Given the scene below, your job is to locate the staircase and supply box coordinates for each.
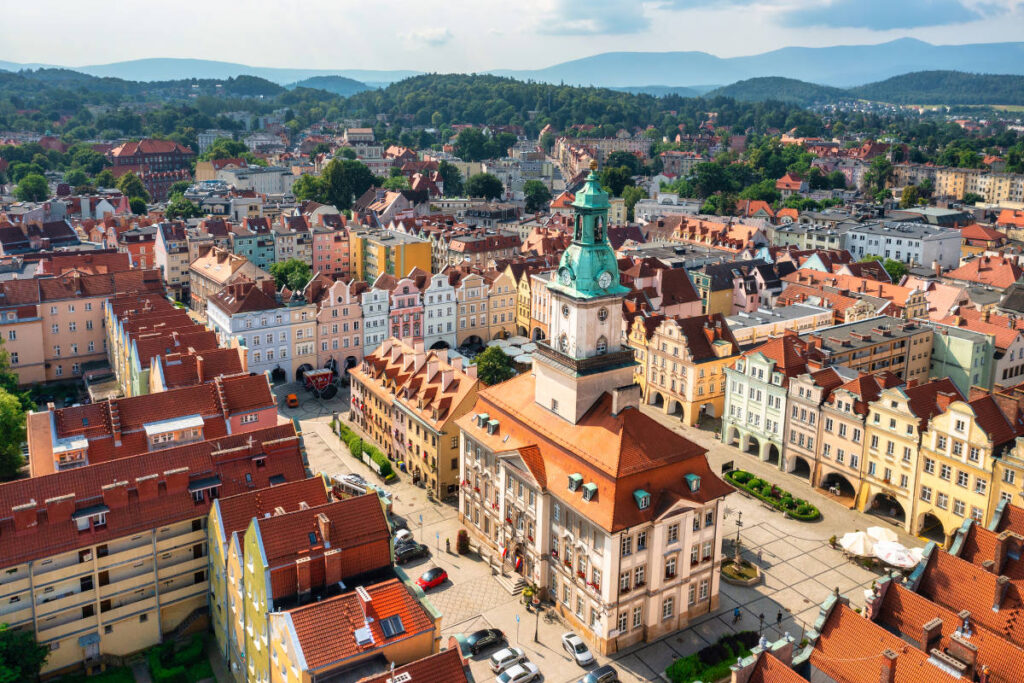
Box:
[494,571,526,596]
[168,606,210,641]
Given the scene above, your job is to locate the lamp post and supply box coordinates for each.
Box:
[734,511,744,564]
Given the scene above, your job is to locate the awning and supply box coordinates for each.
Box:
[187,475,222,493]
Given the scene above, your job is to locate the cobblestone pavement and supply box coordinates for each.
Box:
[290,398,900,682]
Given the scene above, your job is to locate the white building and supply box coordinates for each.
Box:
[216,166,295,195]
[360,284,391,355]
[423,272,457,350]
[843,221,962,269]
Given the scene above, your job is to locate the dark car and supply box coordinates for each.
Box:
[395,542,429,564]
[465,628,506,655]
[416,567,448,590]
[580,664,619,683]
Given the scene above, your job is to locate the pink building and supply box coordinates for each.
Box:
[305,274,368,374]
[385,272,425,345]
[312,225,350,277]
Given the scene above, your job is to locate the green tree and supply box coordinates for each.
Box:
[94,168,117,188]
[861,254,907,283]
[292,174,326,203]
[864,156,893,194]
[321,159,377,210]
[165,194,202,220]
[899,185,921,209]
[738,179,781,204]
[116,171,150,202]
[438,160,463,196]
[473,346,515,386]
[523,180,552,213]
[962,192,984,205]
[465,173,504,200]
[269,259,312,292]
[622,185,648,221]
[64,168,89,187]
[0,622,48,681]
[339,148,357,160]
[0,388,27,481]
[454,128,489,162]
[129,197,148,215]
[599,166,634,198]
[14,173,49,202]
[381,175,410,191]
[168,179,192,196]
[605,151,640,175]
[200,137,248,160]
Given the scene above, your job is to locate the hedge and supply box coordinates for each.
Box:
[147,634,210,683]
[335,420,394,480]
[726,470,820,521]
[666,631,759,683]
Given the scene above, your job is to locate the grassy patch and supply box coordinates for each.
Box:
[725,469,820,521]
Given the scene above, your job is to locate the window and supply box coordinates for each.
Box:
[940,464,952,481]
[705,509,714,527]
[920,486,932,502]
[699,578,709,600]
[620,535,632,557]
[240,413,259,425]
[634,565,645,586]
[1004,470,1017,485]
[953,499,965,517]
[637,531,647,551]
[957,471,969,488]
[665,556,677,579]
[924,458,935,474]
[619,572,630,592]
[632,606,643,628]
[667,524,678,544]
[662,597,675,620]
[975,478,987,495]
[618,612,628,633]
[936,493,949,509]
[937,435,948,450]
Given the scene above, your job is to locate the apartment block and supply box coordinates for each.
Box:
[0,424,304,677]
[349,229,431,283]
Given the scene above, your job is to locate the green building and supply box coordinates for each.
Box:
[928,322,995,394]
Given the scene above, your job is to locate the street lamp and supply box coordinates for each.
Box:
[734,511,744,564]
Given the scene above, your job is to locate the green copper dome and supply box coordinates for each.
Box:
[547,169,628,300]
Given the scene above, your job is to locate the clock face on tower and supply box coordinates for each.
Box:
[561,304,570,319]
[558,267,573,286]
[598,270,613,289]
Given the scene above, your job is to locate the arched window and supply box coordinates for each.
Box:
[596,336,608,355]
[575,215,582,241]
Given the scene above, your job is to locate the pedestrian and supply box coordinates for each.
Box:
[776,610,783,630]
[757,549,763,564]
[733,607,741,623]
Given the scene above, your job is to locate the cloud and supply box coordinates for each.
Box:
[400,27,454,46]
[652,0,758,7]
[783,0,982,29]
[537,0,650,35]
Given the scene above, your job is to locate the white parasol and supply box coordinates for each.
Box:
[866,526,899,544]
[908,546,925,565]
[873,541,917,569]
[839,531,874,556]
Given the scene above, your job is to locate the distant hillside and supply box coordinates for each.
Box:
[609,85,701,98]
[849,70,1024,105]
[288,75,370,97]
[0,68,286,100]
[706,77,849,105]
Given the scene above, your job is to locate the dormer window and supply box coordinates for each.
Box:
[568,473,583,492]
[633,489,650,510]
[582,483,597,502]
[685,474,701,493]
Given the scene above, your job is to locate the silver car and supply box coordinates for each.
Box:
[561,632,595,666]
[495,661,539,683]
[489,647,526,673]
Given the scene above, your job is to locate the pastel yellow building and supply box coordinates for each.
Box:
[916,395,1016,545]
[484,268,516,341]
[349,228,432,283]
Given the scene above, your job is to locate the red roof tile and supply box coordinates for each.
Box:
[214,476,329,541]
[356,648,469,683]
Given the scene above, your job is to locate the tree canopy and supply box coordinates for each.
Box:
[116,171,150,202]
[473,346,515,386]
[14,173,48,202]
[523,180,552,213]
[0,623,48,682]
[465,173,504,201]
[269,259,312,292]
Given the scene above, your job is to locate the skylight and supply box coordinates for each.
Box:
[380,615,405,638]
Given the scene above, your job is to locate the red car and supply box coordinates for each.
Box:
[416,567,448,590]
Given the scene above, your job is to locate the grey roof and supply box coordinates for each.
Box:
[845,221,960,240]
[800,315,926,354]
[726,303,831,329]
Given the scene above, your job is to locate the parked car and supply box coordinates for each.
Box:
[394,542,429,564]
[579,664,618,683]
[285,393,299,408]
[562,632,594,666]
[394,528,414,545]
[465,628,505,655]
[489,647,526,673]
[415,567,448,590]
[496,661,539,683]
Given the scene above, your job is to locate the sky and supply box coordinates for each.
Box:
[2,0,1023,71]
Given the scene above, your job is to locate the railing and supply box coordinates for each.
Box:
[97,542,152,570]
[36,587,97,617]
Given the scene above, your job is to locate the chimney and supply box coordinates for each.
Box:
[879,650,897,683]
[195,353,205,383]
[11,500,39,532]
[323,547,343,587]
[316,512,332,546]
[920,617,942,652]
[164,467,190,494]
[611,384,641,416]
[136,473,160,501]
[994,575,1010,610]
[295,555,312,597]
[947,632,978,678]
[101,480,129,509]
[933,260,941,277]
[426,359,440,379]
[451,356,463,373]
[440,368,455,391]
[993,531,1015,575]
[45,493,76,524]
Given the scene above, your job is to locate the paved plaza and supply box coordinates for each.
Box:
[290,383,902,682]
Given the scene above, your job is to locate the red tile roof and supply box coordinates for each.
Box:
[747,653,808,683]
[109,139,194,157]
[746,332,812,380]
[284,578,436,673]
[214,476,329,541]
[812,602,961,683]
[356,648,469,683]
[944,255,1022,289]
[0,424,302,568]
[995,503,1024,536]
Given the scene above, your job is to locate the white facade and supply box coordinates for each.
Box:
[216,166,295,195]
[843,222,962,268]
[206,302,294,379]
[423,273,457,350]
[360,287,390,355]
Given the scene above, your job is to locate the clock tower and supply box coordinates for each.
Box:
[534,164,637,424]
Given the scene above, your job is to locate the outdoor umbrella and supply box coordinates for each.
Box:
[866,526,899,544]
[908,547,925,565]
[873,541,917,569]
[839,531,874,556]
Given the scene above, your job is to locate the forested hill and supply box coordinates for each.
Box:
[706,77,849,106]
[287,75,370,97]
[848,71,1024,105]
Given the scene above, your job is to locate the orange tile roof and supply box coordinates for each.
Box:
[996,210,1024,229]
[747,653,808,683]
[746,332,812,379]
[0,424,302,568]
[285,578,436,673]
[958,523,1024,580]
[995,503,1024,535]
[960,223,1007,243]
[812,603,961,683]
[944,255,1022,289]
[215,476,329,541]
[935,308,1024,350]
[457,372,730,533]
[356,648,469,683]
[782,269,921,308]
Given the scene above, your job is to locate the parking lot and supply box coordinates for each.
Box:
[292,393,889,682]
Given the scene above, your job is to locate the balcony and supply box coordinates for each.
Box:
[0,603,32,625]
[37,611,98,641]
[36,587,96,617]
[33,557,92,584]
[97,542,152,570]
[102,594,158,623]
[157,555,207,582]
[0,575,30,597]
[100,568,155,599]
[156,526,203,552]
[161,580,209,606]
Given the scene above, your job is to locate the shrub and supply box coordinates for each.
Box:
[456,528,469,554]
[725,470,820,521]
[731,471,752,484]
[171,635,205,668]
[666,631,758,683]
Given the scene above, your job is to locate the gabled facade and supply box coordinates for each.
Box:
[422,272,457,350]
